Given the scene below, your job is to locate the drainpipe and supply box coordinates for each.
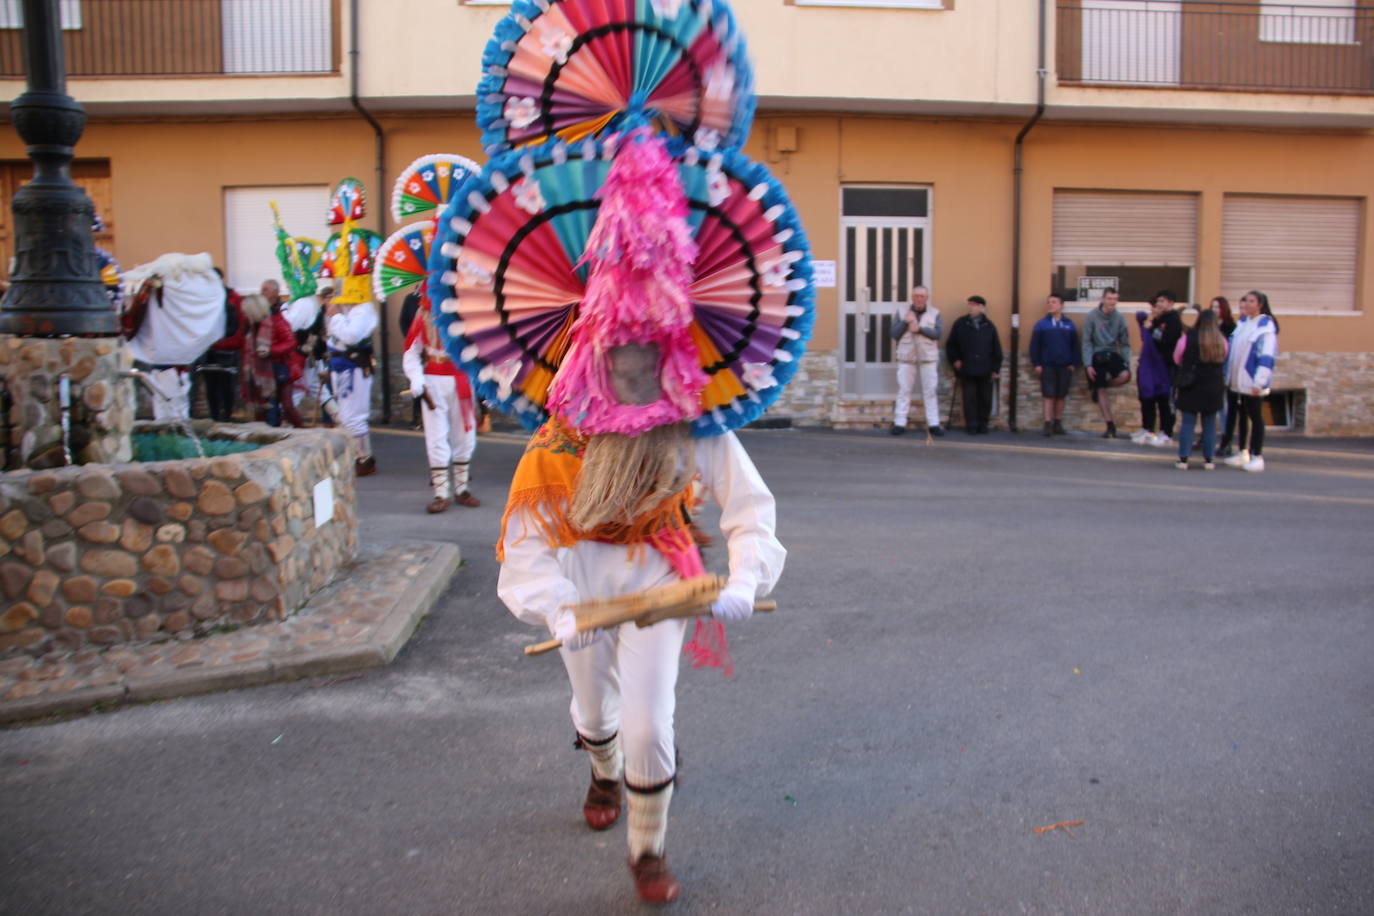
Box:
[349,0,391,424]
[1009,0,1048,434]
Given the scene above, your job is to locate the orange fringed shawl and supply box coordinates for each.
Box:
[497,417,733,674]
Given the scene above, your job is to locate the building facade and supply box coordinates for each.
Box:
[3,0,1371,433]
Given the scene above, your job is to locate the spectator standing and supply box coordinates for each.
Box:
[1028,293,1079,436]
[946,295,1002,434]
[1172,307,1228,470]
[1224,290,1279,473]
[201,268,245,422]
[1212,296,1244,457]
[240,293,305,428]
[1134,302,1175,447]
[1081,288,1132,438]
[889,284,944,437]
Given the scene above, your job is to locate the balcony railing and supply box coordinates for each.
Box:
[1057,1,1374,95]
[0,0,340,78]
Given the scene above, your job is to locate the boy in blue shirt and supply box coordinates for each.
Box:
[1029,293,1080,436]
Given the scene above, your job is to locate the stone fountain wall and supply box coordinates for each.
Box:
[0,424,358,658]
[0,337,135,469]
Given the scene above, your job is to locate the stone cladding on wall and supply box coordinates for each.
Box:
[0,337,136,468]
[0,424,358,659]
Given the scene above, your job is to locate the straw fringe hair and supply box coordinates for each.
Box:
[570,423,696,531]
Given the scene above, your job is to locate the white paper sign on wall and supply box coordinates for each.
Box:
[313,477,334,527]
[811,260,837,288]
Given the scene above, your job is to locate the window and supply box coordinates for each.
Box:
[1052,190,1197,304]
[795,1,945,8]
[222,0,332,74]
[1260,0,1357,45]
[1080,0,1181,85]
[223,185,329,295]
[1221,195,1360,313]
[0,0,81,29]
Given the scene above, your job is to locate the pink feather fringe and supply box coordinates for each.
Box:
[546,129,705,437]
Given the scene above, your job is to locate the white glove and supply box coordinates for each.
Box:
[710,584,755,622]
[552,607,603,652]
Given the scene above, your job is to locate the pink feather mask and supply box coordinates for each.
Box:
[545,129,706,438]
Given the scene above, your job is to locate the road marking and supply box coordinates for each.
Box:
[984,468,1374,508]
[768,430,1374,480]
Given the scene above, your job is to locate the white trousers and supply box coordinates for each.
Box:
[330,366,372,439]
[422,374,477,469]
[894,360,941,427]
[149,368,191,421]
[558,545,685,787]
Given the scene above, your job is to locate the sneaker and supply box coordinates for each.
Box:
[1224,449,1251,468]
[1130,428,1152,443]
[928,425,945,438]
[1150,433,1173,448]
[1052,420,1066,435]
[1243,456,1266,473]
[1173,461,1188,470]
[890,424,906,436]
[1203,461,1216,471]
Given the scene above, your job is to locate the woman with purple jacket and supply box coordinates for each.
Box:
[1134,309,1173,446]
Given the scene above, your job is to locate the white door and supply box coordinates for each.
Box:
[840,215,930,397]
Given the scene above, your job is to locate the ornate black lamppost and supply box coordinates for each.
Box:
[0,0,112,337]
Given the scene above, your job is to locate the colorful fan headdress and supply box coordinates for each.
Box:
[430,0,813,438]
[271,201,326,302]
[391,154,481,225]
[476,0,755,157]
[322,178,382,305]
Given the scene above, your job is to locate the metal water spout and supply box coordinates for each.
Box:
[57,373,72,465]
[120,368,206,458]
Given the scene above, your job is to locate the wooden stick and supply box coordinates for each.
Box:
[523,599,777,656]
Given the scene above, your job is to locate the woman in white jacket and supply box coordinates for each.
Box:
[1223,290,1279,472]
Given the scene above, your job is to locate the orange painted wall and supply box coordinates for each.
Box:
[1,111,1369,356]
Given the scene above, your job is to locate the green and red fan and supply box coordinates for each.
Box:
[390,154,482,225]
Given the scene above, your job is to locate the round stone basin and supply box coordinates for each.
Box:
[0,422,359,658]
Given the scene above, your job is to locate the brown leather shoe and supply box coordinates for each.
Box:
[452,490,481,508]
[629,853,680,904]
[355,456,377,477]
[583,775,621,830]
[425,497,449,514]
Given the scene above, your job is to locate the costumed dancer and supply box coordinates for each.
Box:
[319,179,382,475]
[376,153,483,512]
[270,202,336,421]
[121,252,227,420]
[430,1,812,899]
[401,294,480,512]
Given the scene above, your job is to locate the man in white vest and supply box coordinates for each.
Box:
[891,284,945,436]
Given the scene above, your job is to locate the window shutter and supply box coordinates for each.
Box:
[1222,195,1360,312]
[1053,190,1197,266]
[223,186,329,296]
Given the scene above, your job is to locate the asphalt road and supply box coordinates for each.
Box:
[2,425,1372,915]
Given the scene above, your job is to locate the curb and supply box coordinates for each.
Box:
[0,540,461,725]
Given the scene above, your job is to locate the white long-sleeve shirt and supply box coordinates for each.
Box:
[497,431,785,631]
[326,302,378,351]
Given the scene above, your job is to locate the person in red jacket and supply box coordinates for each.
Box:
[202,268,246,422]
[240,293,305,428]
